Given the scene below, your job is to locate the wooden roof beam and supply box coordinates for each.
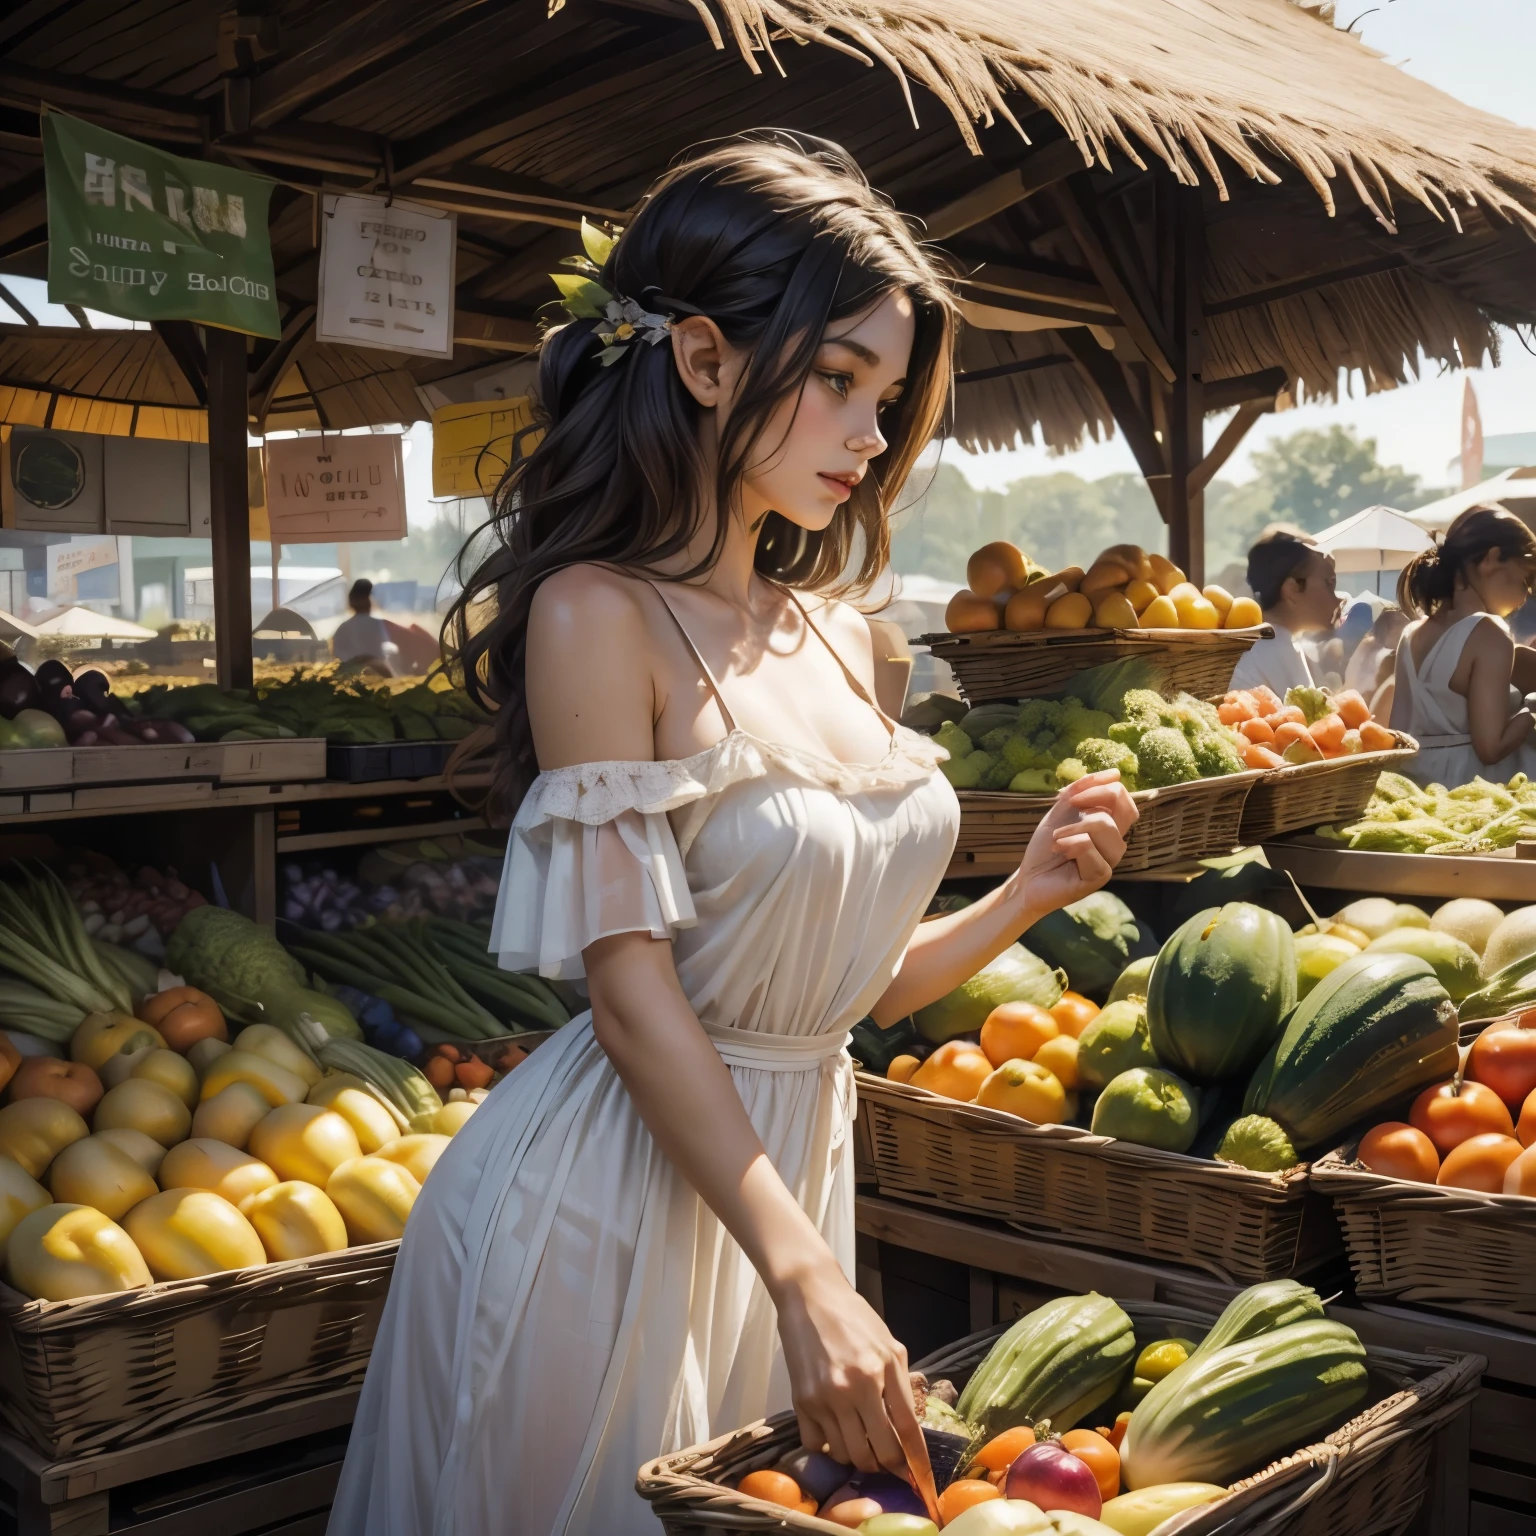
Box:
[452,311,541,351]
[0,170,45,253]
[1205,255,1408,316]
[923,139,1087,242]
[0,65,205,137]
[151,321,208,408]
[953,354,1074,386]
[1190,397,1272,495]
[959,261,1112,314]
[1058,327,1168,496]
[1202,366,1289,412]
[409,165,627,222]
[1053,177,1176,385]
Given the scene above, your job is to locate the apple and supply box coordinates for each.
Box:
[8,1057,105,1118]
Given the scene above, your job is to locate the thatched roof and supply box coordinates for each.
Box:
[1,0,1534,455]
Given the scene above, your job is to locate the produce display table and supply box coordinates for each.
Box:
[1263,839,1536,903]
[0,1385,356,1536]
[854,1195,1533,1536]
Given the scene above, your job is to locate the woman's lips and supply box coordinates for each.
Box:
[818,473,855,499]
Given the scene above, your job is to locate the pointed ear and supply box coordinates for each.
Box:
[670,315,732,407]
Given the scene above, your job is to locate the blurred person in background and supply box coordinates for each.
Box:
[1229,526,1343,697]
[331,579,394,674]
[1392,506,1536,785]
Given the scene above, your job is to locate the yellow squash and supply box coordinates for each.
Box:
[7,1203,151,1301]
[94,1079,192,1149]
[190,1082,273,1149]
[0,1099,90,1179]
[249,1104,362,1187]
[129,1049,199,1109]
[122,1188,266,1281]
[243,1181,349,1261]
[199,1051,309,1109]
[431,1101,477,1137]
[70,1012,165,1073]
[158,1139,278,1208]
[0,1156,52,1264]
[326,1157,420,1244]
[374,1133,450,1185]
[231,1025,322,1089]
[1099,1484,1228,1536]
[187,1038,232,1079]
[93,1128,167,1177]
[308,1075,401,1153]
[47,1134,158,1221]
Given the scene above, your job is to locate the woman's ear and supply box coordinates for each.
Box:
[671,316,734,408]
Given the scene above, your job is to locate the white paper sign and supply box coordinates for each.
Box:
[316,194,456,358]
[263,434,406,544]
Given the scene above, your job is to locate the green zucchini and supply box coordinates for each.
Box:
[1242,951,1457,1151]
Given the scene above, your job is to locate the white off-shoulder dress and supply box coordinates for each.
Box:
[327,591,960,1536]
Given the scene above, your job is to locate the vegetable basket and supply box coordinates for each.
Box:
[1311,1143,1536,1332]
[954,771,1262,874]
[854,1072,1340,1283]
[0,1238,397,1458]
[917,626,1269,706]
[636,1299,1484,1536]
[1238,733,1420,844]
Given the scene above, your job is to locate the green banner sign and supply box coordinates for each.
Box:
[44,111,280,338]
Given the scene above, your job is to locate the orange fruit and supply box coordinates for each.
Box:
[1167,582,1203,606]
[980,1001,1059,1066]
[1080,560,1133,598]
[1093,592,1139,629]
[1177,596,1221,630]
[975,1058,1067,1123]
[1050,992,1100,1038]
[1045,592,1093,629]
[1102,544,1153,582]
[1520,1086,1536,1148]
[886,1054,920,1084]
[1004,585,1049,631]
[1140,594,1179,628]
[1358,1122,1439,1183]
[967,542,1029,599]
[1034,1034,1080,1090]
[1048,566,1086,592]
[1437,1133,1524,1192]
[1410,1080,1516,1155]
[1468,1020,1536,1112]
[1504,1142,1536,1196]
[1226,596,1263,628]
[946,590,1001,633]
[1148,554,1185,595]
[909,1041,992,1102]
[737,1470,804,1509]
[939,1481,1002,1523]
[1060,1428,1121,1502]
[973,1426,1037,1472]
[1202,584,1234,617]
[1124,579,1159,614]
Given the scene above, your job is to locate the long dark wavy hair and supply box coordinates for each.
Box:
[1397,504,1536,617]
[442,131,957,818]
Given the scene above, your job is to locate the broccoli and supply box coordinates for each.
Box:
[941,749,994,788]
[1009,768,1058,794]
[1190,728,1245,778]
[1119,688,1169,727]
[1169,693,1223,738]
[1077,736,1140,788]
[1109,717,1152,752]
[1016,698,1066,740]
[1056,700,1115,753]
[1285,685,1332,725]
[1135,726,1200,787]
[980,726,1015,755]
[982,756,1019,790]
[1056,757,1087,785]
[1001,732,1055,774]
[933,721,973,761]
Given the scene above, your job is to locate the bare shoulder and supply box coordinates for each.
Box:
[1466,614,1515,659]
[803,593,878,676]
[526,565,657,769]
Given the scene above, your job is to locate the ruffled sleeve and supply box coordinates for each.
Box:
[487,751,742,982]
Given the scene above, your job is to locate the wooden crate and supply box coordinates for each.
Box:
[1238,737,1419,843]
[0,739,326,792]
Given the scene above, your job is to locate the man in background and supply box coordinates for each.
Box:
[331,579,391,673]
[1229,526,1343,697]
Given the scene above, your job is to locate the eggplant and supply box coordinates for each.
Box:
[71,730,100,747]
[33,659,73,697]
[149,719,195,745]
[0,657,41,720]
[99,726,144,746]
[71,670,114,713]
[64,708,109,743]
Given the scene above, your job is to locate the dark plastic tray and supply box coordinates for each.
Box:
[324,741,456,782]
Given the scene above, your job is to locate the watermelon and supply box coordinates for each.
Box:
[1023,891,1157,997]
[1146,904,1296,1083]
[913,944,1066,1043]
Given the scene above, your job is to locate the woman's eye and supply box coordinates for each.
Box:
[819,371,851,398]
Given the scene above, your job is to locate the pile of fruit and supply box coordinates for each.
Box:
[731,1281,1370,1534]
[1216,683,1396,771]
[930,683,1254,795]
[1320,769,1536,855]
[943,542,1262,636]
[0,978,482,1304]
[0,649,198,751]
[281,835,504,932]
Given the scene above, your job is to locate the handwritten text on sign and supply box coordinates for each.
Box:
[262,434,406,544]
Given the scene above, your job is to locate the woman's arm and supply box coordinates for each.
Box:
[872,772,1137,1026]
[1459,620,1534,764]
[527,569,926,1479]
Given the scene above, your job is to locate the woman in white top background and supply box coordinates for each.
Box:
[327,133,1136,1535]
[1392,505,1536,788]
[1228,527,1343,699]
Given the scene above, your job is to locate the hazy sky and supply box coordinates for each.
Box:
[951,0,1536,492]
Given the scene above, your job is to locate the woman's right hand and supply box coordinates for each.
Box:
[774,1256,928,1477]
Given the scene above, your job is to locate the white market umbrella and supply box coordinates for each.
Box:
[1312,504,1434,573]
[32,605,156,641]
[1406,467,1536,532]
[0,609,39,641]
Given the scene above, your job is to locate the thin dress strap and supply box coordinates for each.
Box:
[780,588,898,738]
[645,582,739,733]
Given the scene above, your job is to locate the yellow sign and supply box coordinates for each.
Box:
[431,397,539,498]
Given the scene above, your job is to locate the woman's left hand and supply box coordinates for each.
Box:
[1018,770,1138,915]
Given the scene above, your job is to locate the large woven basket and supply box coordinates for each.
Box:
[1311,1144,1536,1333]
[0,1239,397,1458]
[918,626,1269,705]
[1238,735,1420,843]
[955,771,1260,873]
[855,1073,1340,1283]
[636,1298,1484,1536]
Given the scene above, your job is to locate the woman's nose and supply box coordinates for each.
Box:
[845,424,886,456]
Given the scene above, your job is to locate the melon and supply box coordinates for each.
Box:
[1147,904,1296,1083]
[1108,955,1156,1004]
[1023,891,1156,998]
[1431,898,1505,958]
[1294,933,1358,999]
[1481,906,1536,979]
[914,944,1065,1044]
[1332,899,1427,941]
[1366,928,1481,1002]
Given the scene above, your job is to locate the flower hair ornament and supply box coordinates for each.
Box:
[549,218,675,366]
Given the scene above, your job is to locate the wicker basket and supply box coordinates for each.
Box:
[918,626,1269,705]
[1239,735,1420,843]
[636,1298,1484,1536]
[855,1073,1340,1283]
[1311,1145,1536,1333]
[0,1238,397,1459]
[955,770,1261,873]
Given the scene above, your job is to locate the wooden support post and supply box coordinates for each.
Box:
[1168,185,1205,583]
[207,327,252,690]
